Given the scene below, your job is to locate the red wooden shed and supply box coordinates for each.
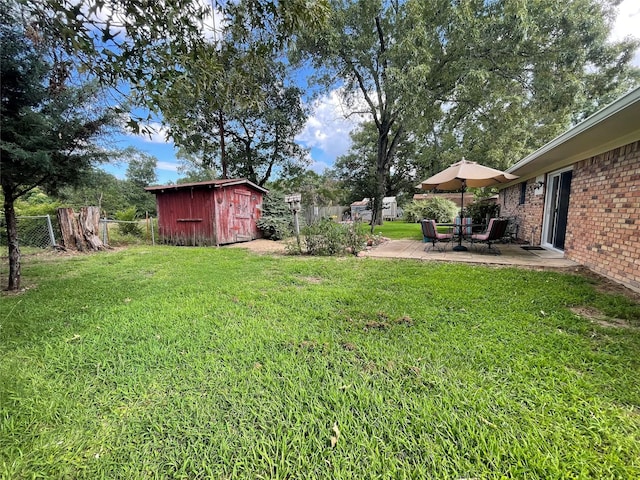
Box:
[145,179,268,246]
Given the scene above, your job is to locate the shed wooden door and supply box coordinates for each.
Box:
[232,189,253,242]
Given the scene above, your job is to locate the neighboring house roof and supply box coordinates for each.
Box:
[351,198,370,207]
[350,197,396,207]
[145,178,268,194]
[503,87,640,183]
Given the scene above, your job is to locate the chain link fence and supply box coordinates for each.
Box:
[99,218,157,246]
[0,215,158,249]
[0,215,59,249]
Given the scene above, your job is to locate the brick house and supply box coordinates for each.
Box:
[498,87,640,292]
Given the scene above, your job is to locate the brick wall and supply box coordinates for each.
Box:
[499,180,545,244]
[565,140,639,291]
[500,140,640,292]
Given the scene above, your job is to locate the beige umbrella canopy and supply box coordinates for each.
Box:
[417,158,518,251]
[418,158,518,191]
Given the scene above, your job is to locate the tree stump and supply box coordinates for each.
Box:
[79,206,105,250]
[57,208,86,251]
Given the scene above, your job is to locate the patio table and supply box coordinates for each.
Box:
[439,223,483,237]
[440,222,484,251]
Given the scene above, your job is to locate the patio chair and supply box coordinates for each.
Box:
[421,219,453,252]
[470,218,509,254]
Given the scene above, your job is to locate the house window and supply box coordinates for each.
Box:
[519,182,527,205]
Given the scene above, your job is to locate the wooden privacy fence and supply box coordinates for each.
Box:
[302,206,348,224]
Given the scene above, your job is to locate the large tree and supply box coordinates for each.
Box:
[296,0,639,229]
[224,76,309,186]
[26,1,326,186]
[0,3,117,290]
[296,0,407,228]
[165,54,309,186]
[404,0,640,172]
[121,148,158,214]
[333,120,417,205]
[26,0,330,131]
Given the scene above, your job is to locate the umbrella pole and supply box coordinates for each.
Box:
[453,182,468,251]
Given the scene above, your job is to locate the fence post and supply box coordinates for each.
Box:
[285,194,302,251]
[150,217,155,246]
[45,214,57,247]
[101,218,108,246]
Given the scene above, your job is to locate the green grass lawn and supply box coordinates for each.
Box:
[1,246,639,479]
[373,221,453,240]
[373,221,423,240]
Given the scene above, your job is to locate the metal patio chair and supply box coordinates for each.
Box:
[421,219,454,252]
[470,218,509,254]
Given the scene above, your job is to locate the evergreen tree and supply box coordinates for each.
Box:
[1,2,117,290]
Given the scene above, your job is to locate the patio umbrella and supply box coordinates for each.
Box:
[417,158,518,251]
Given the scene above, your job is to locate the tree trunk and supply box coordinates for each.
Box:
[79,206,105,250]
[218,110,227,179]
[372,163,387,228]
[371,118,405,232]
[2,186,21,291]
[57,207,87,252]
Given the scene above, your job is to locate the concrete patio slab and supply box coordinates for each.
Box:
[359,240,578,269]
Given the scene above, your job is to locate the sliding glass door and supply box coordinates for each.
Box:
[542,168,573,250]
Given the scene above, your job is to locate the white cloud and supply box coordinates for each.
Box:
[134,122,173,144]
[296,89,368,162]
[81,0,223,45]
[309,160,332,174]
[610,0,640,66]
[157,161,179,172]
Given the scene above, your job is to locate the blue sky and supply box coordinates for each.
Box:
[103,0,640,185]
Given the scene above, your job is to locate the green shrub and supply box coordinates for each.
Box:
[13,189,61,216]
[301,218,367,256]
[114,207,143,237]
[257,191,294,241]
[465,199,500,224]
[403,198,458,223]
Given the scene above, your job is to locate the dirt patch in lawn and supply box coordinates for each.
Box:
[569,306,636,329]
[569,266,640,304]
[225,238,289,254]
[299,276,323,284]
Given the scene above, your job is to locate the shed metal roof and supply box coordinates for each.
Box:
[145,178,268,194]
